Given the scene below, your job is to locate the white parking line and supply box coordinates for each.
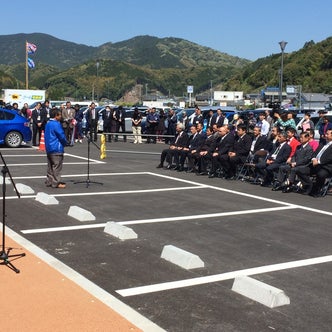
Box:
[65,153,105,163]
[5,162,98,167]
[148,172,294,206]
[0,152,104,165]
[1,154,47,157]
[20,206,297,234]
[116,254,332,297]
[107,149,160,155]
[21,223,108,234]
[118,206,297,225]
[9,185,207,200]
[12,172,150,180]
[148,172,332,216]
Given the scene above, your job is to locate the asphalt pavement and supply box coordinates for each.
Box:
[1,137,331,332]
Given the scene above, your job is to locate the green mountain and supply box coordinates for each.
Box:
[0,33,331,102]
[98,35,248,69]
[224,38,332,94]
[0,33,96,69]
[0,33,248,70]
[0,33,250,99]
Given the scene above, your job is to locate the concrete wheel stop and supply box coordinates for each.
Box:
[232,276,290,308]
[35,192,59,205]
[161,245,205,270]
[104,222,138,240]
[67,206,96,221]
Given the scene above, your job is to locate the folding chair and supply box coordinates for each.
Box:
[237,150,268,182]
[236,153,254,181]
[320,177,332,197]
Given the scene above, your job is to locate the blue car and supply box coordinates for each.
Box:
[0,108,32,147]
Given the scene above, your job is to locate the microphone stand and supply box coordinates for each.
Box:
[74,132,103,188]
[0,152,25,273]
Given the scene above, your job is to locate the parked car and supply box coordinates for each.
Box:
[296,111,332,140]
[0,107,32,147]
[238,108,273,121]
[188,106,237,131]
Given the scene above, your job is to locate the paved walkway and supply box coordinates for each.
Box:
[0,230,142,332]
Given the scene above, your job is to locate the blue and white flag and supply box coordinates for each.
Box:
[27,57,35,69]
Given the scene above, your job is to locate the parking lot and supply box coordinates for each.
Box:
[1,140,332,331]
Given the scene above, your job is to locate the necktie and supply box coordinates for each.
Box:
[316,143,331,162]
[271,145,281,160]
[175,132,181,144]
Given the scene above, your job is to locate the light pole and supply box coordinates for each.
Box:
[96,61,100,102]
[278,40,287,105]
[210,80,213,106]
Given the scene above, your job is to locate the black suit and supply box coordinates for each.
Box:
[179,132,204,168]
[250,135,269,164]
[115,107,126,141]
[256,142,292,185]
[192,115,204,126]
[276,143,314,184]
[296,142,332,194]
[86,107,98,141]
[190,134,217,172]
[210,133,235,174]
[159,131,189,166]
[211,114,224,127]
[31,107,47,146]
[252,135,268,154]
[102,109,115,141]
[220,133,252,177]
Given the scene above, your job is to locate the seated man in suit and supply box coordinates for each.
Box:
[156,123,189,169]
[249,126,269,162]
[295,128,332,196]
[219,124,252,179]
[177,125,204,172]
[256,131,292,187]
[237,126,269,182]
[191,126,218,175]
[274,131,314,192]
[209,125,235,178]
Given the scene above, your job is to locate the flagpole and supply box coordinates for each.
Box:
[25,41,28,89]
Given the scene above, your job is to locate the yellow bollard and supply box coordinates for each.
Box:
[100,134,107,159]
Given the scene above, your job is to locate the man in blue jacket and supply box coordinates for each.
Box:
[44,108,68,188]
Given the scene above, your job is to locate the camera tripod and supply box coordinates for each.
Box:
[0,152,25,273]
[74,132,103,188]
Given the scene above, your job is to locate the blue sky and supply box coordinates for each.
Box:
[3,0,331,60]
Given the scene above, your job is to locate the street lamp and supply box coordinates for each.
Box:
[96,61,100,101]
[210,80,213,106]
[278,40,287,105]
